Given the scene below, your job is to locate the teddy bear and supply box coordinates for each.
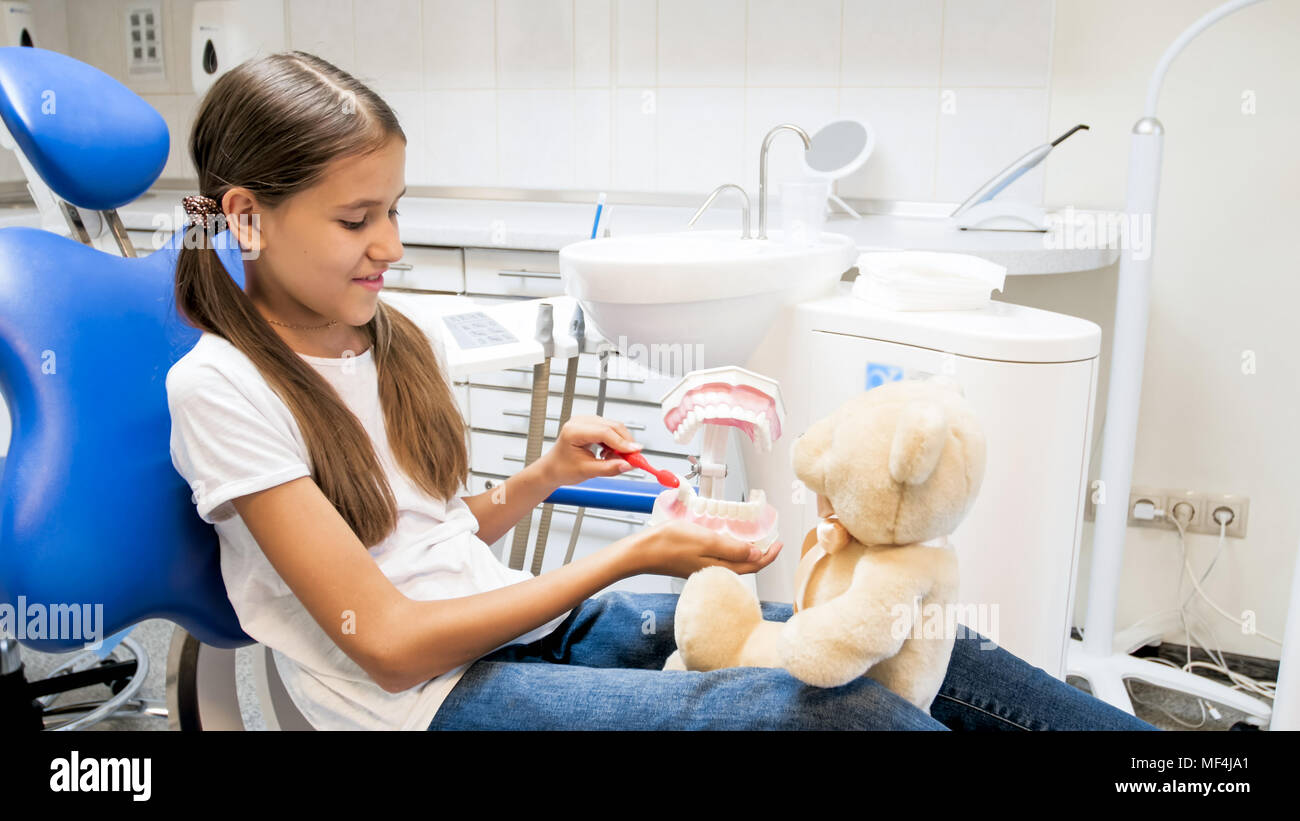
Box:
[661,376,986,714]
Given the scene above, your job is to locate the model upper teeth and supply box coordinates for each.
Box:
[671,402,776,448]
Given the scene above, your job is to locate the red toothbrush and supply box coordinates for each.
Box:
[599,445,679,488]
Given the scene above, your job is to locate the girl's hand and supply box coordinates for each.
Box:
[539,415,643,487]
[623,519,784,578]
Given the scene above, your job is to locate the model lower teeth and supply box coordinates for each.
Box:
[649,479,778,549]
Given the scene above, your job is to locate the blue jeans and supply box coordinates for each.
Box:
[427,590,1160,731]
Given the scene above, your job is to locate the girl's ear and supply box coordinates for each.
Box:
[221,187,265,254]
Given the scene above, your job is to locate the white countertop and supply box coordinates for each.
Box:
[6,191,1119,276]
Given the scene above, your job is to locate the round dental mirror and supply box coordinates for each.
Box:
[801,118,874,180]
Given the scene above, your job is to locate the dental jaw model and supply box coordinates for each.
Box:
[650,366,785,553]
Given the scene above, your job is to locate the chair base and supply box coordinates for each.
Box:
[165,628,317,730]
[1,634,154,730]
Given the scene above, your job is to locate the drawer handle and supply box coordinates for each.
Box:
[500,409,645,430]
[388,262,415,270]
[577,372,647,386]
[497,269,561,280]
[503,367,647,385]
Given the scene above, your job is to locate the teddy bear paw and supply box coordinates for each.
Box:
[674,566,764,671]
[662,650,687,671]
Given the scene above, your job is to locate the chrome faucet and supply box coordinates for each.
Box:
[688,183,751,239]
[757,123,811,240]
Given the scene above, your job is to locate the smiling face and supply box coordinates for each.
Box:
[230,135,407,356]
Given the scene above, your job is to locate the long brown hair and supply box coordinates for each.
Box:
[175,50,468,547]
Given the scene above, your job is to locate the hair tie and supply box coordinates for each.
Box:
[182,194,221,229]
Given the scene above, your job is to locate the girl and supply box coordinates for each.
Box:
[167,51,1157,731]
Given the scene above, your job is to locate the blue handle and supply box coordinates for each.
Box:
[544,477,677,515]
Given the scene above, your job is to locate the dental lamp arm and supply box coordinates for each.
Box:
[1144,0,1268,118]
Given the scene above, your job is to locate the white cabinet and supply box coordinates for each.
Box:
[466,384,685,456]
[469,349,680,405]
[386,245,464,293]
[464,248,563,298]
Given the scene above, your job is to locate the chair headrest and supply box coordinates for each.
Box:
[0,46,169,210]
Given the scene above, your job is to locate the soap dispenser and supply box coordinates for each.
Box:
[191,0,286,95]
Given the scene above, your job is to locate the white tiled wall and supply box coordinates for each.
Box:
[30,0,1056,205]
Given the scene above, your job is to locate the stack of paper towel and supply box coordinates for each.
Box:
[852,251,1007,311]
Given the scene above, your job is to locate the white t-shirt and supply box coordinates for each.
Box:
[166,329,571,730]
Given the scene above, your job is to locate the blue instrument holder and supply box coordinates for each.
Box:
[545,476,680,516]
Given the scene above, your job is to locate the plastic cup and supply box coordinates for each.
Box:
[778,179,830,245]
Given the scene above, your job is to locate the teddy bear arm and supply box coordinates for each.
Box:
[778,591,912,687]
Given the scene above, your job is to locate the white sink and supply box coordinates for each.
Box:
[559,229,857,374]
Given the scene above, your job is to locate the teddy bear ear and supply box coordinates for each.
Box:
[889,399,948,485]
[790,413,835,492]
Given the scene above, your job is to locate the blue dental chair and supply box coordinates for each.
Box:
[0,44,253,730]
[0,46,663,730]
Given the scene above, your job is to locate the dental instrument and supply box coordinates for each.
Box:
[530,302,579,576]
[949,124,1090,232]
[561,343,613,565]
[553,197,607,567]
[506,302,557,575]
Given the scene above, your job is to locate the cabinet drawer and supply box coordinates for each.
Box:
[468,472,676,595]
[386,245,463,293]
[467,384,686,456]
[452,382,470,419]
[464,248,562,298]
[469,429,693,485]
[469,351,680,405]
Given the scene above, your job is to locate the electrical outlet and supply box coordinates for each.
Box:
[1197,493,1249,538]
[1163,487,1204,531]
[1125,486,1167,529]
